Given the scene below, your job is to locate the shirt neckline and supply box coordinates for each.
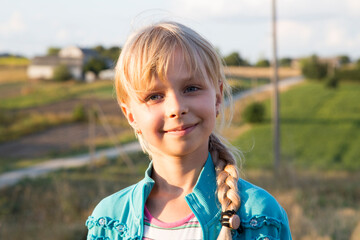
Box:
[144,205,195,228]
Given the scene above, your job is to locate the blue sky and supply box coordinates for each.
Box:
[1,0,359,63]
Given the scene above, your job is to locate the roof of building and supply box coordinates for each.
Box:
[30,56,82,67]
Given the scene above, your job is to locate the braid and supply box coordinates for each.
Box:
[209,133,241,240]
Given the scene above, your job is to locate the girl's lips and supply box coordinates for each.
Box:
[165,124,197,136]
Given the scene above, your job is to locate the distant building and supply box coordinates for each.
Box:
[318,57,341,69]
[27,46,99,80]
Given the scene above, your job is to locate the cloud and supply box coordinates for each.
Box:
[55,29,70,41]
[345,0,360,16]
[325,25,344,47]
[171,0,269,19]
[278,20,312,47]
[0,11,25,36]
[325,23,360,49]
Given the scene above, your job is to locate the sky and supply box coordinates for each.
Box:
[1,0,359,63]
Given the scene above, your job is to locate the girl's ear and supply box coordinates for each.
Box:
[215,82,223,113]
[120,102,137,128]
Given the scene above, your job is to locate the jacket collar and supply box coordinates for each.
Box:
[131,153,220,227]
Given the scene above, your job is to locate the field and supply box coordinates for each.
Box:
[231,81,360,171]
[0,67,133,173]
[0,66,359,239]
[225,66,301,79]
[0,57,29,67]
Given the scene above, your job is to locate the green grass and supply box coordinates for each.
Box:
[227,76,270,95]
[233,81,360,171]
[0,57,29,66]
[0,152,149,240]
[0,80,114,110]
[1,151,359,240]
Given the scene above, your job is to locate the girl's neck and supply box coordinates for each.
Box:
[150,147,208,194]
[145,145,208,222]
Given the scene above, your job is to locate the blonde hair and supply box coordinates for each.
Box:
[115,21,241,239]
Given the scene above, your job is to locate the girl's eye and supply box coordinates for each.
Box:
[184,86,199,93]
[146,94,163,102]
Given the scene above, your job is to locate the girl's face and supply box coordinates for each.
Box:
[121,49,222,158]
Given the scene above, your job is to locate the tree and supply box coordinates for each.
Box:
[53,64,72,81]
[338,55,351,65]
[83,57,107,76]
[301,55,328,80]
[255,58,270,67]
[47,47,61,56]
[106,46,121,62]
[279,57,292,67]
[93,45,121,62]
[223,52,249,66]
[93,45,105,55]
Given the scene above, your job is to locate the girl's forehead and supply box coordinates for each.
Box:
[126,46,218,101]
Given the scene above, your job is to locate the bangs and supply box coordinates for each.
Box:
[115,22,223,103]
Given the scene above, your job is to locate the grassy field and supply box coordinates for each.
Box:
[0,57,29,67]
[0,66,115,139]
[0,79,114,110]
[0,67,130,173]
[231,81,360,171]
[0,152,359,240]
[0,66,28,83]
[1,67,360,239]
[225,66,301,79]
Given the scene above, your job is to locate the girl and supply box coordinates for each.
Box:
[86,21,292,240]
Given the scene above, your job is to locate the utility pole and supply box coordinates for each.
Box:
[272,0,280,174]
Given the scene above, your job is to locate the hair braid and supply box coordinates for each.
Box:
[209,133,241,240]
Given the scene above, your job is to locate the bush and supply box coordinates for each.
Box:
[325,76,339,89]
[335,68,360,81]
[223,52,249,66]
[338,55,351,65]
[72,104,87,122]
[279,57,292,67]
[83,57,107,76]
[243,102,265,123]
[255,59,270,67]
[53,64,72,81]
[301,55,328,80]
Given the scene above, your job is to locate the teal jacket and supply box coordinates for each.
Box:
[86,154,292,239]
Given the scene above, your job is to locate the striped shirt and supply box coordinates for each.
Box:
[143,206,202,240]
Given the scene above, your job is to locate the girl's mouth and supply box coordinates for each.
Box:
[165,124,197,136]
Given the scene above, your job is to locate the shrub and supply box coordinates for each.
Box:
[255,59,270,67]
[243,102,265,123]
[47,47,61,56]
[223,52,249,66]
[279,57,292,67]
[53,64,72,81]
[72,104,87,122]
[325,76,339,89]
[335,68,360,81]
[301,55,328,80]
[83,57,107,76]
[338,55,351,65]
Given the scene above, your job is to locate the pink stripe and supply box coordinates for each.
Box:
[144,206,195,228]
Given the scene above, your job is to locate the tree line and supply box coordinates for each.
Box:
[47,45,360,83]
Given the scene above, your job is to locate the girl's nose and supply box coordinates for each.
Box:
[166,94,188,118]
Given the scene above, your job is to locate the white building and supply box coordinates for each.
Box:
[27,46,99,80]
